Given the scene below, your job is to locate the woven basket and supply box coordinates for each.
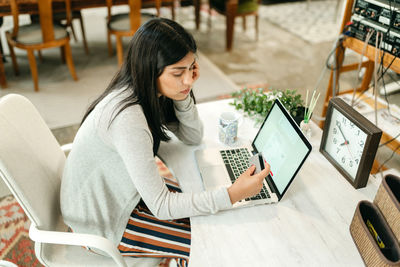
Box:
[374,174,400,243]
[350,201,400,267]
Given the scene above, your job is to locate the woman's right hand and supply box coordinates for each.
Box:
[227,163,271,204]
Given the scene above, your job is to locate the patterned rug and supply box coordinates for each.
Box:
[259,0,342,44]
[0,158,173,266]
[0,195,41,266]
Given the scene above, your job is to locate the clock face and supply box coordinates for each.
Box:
[324,108,368,180]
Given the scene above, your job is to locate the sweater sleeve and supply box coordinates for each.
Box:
[168,96,203,145]
[105,106,232,220]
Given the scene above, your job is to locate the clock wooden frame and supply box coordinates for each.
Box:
[320,97,382,189]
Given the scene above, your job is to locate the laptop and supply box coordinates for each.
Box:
[195,99,312,208]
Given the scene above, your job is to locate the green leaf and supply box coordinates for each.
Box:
[230,87,304,122]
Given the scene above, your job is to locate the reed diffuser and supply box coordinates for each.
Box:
[300,90,320,138]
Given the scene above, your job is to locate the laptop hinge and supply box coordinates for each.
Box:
[251,144,258,155]
[265,175,279,196]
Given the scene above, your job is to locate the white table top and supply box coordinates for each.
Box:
[158,99,383,267]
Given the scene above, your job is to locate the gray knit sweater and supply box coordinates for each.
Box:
[60,89,232,249]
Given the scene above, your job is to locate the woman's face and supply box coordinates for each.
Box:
[157,52,200,101]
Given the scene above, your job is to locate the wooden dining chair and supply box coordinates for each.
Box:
[106,0,158,66]
[31,9,89,55]
[5,0,78,92]
[208,0,261,51]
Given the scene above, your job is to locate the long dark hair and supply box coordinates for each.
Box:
[81,18,197,142]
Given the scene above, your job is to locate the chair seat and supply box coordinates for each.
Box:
[108,13,155,32]
[9,23,68,45]
[237,0,258,13]
[211,0,258,14]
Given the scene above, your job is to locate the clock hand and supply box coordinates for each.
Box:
[336,123,354,160]
[337,124,349,144]
[345,144,355,161]
[340,141,349,146]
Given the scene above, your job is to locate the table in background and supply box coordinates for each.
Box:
[0,0,199,27]
[0,0,200,88]
[158,98,383,266]
[0,0,199,15]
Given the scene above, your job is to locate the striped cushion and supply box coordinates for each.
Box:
[118,177,190,267]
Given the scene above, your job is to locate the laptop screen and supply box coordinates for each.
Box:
[252,100,311,197]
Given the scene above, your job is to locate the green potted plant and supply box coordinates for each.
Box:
[230,88,305,125]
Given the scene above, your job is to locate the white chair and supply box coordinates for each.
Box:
[0,260,18,267]
[0,94,161,267]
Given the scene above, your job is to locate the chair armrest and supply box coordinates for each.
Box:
[60,143,72,154]
[0,261,18,267]
[29,224,127,267]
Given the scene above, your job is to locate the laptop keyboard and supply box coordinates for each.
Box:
[220,148,271,200]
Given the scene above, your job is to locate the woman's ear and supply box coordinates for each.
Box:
[156,78,162,97]
[192,61,200,82]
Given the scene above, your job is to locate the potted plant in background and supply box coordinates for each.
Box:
[230,88,305,125]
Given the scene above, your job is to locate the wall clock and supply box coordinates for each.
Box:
[320,97,382,189]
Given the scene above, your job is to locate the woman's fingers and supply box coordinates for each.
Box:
[246,163,269,180]
[256,163,270,180]
[228,163,271,204]
[246,164,256,175]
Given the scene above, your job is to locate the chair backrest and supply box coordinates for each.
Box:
[0,94,66,231]
[9,0,71,43]
[106,0,142,31]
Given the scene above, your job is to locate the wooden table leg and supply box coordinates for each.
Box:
[371,158,387,174]
[0,18,7,89]
[194,0,200,30]
[0,51,7,88]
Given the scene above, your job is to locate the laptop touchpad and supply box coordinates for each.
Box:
[201,165,231,190]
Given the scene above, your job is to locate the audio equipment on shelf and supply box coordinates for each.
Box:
[350,0,400,57]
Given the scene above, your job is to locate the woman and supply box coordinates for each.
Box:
[60,18,269,266]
